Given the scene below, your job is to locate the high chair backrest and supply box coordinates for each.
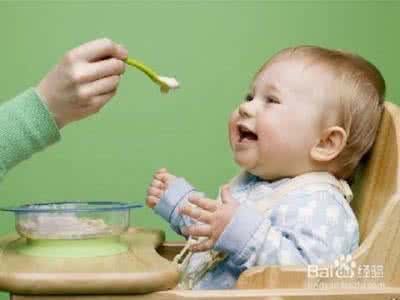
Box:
[351,101,400,242]
[342,101,400,287]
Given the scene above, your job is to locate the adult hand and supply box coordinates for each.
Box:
[36,38,128,128]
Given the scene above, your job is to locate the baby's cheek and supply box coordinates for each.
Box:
[258,129,292,157]
[228,112,239,137]
[228,110,239,125]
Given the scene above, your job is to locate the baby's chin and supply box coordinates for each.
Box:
[232,154,258,174]
[232,155,281,180]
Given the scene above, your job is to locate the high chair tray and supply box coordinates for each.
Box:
[10,288,400,300]
[0,227,179,294]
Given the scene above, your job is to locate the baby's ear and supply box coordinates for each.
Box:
[310,126,347,162]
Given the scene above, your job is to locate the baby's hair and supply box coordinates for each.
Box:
[259,46,385,181]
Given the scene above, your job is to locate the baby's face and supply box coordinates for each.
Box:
[229,57,337,180]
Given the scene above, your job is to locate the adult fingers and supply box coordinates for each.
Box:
[70,38,128,62]
[83,58,126,82]
[79,75,120,99]
[84,89,116,114]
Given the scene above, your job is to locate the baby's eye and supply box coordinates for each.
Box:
[265,96,280,104]
[245,93,254,102]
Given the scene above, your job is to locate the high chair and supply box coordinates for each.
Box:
[10,101,400,300]
[153,101,400,299]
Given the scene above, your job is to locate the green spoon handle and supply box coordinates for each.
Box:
[124,57,163,85]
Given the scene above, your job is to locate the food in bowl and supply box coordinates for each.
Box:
[0,201,142,240]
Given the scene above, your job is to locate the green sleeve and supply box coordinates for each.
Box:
[0,88,61,181]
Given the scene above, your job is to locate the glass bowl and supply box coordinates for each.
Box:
[0,201,142,240]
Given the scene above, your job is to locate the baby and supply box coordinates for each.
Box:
[146,46,385,289]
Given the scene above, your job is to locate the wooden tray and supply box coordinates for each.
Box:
[0,227,179,295]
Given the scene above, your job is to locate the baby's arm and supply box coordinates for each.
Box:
[213,190,359,273]
[146,168,205,235]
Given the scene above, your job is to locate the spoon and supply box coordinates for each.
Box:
[124,57,179,93]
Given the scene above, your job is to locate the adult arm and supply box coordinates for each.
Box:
[0,88,60,181]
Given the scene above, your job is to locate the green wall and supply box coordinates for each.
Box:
[0,0,399,297]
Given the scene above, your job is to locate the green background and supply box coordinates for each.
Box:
[0,0,399,297]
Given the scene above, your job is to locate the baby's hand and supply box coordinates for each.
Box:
[179,185,239,252]
[36,38,128,128]
[146,168,177,208]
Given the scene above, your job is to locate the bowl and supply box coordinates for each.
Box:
[0,201,142,240]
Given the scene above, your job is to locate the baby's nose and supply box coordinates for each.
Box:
[238,102,254,118]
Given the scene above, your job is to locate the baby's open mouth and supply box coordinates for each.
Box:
[238,124,258,142]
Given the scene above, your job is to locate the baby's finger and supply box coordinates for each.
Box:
[221,184,235,204]
[147,186,163,198]
[179,204,212,223]
[189,195,217,212]
[190,239,214,252]
[154,172,170,184]
[151,178,165,189]
[156,168,167,174]
[154,169,167,178]
[146,196,159,208]
[182,224,211,238]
